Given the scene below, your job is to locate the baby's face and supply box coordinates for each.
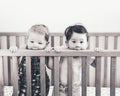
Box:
[66,32,88,50]
[27,32,47,50]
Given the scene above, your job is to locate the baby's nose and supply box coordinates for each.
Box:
[33,43,38,47]
[76,43,81,47]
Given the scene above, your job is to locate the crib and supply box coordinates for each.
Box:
[0,32,120,96]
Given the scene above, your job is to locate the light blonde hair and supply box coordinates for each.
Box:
[27,24,50,41]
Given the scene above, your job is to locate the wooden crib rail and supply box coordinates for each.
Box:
[0,49,120,56]
[0,49,120,96]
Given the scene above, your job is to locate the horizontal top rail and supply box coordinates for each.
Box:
[0,49,120,56]
[0,32,120,36]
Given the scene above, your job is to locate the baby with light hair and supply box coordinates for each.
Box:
[10,24,50,96]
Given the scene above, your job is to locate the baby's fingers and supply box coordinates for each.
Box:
[9,46,18,53]
[45,47,53,52]
[54,47,62,53]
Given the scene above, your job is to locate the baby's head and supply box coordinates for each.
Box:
[26,24,49,50]
[64,24,88,50]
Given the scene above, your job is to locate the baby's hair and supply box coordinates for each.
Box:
[28,24,50,41]
[64,24,88,41]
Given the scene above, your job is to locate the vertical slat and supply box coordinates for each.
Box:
[51,36,54,47]
[1,36,9,85]
[96,36,99,47]
[9,36,17,46]
[51,36,55,85]
[104,36,108,86]
[60,36,63,46]
[19,36,26,48]
[9,36,17,85]
[87,36,90,86]
[87,36,90,49]
[95,56,101,96]
[12,57,18,96]
[67,57,72,96]
[16,36,19,48]
[54,57,59,96]
[26,57,31,96]
[114,36,118,49]
[110,57,116,96]
[82,56,87,96]
[40,57,46,96]
[0,57,4,86]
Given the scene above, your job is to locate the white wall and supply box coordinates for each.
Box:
[0,0,120,32]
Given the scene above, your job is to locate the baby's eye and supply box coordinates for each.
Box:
[72,41,76,43]
[30,41,34,43]
[80,41,83,43]
[38,42,42,44]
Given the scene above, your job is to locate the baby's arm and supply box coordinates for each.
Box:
[90,47,103,67]
[44,46,54,69]
[45,46,65,69]
[46,56,54,69]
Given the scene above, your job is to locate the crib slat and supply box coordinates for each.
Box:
[104,36,108,86]
[51,36,55,85]
[95,56,101,96]
[114,36,118,49]
[51,36,54,47]
[9,36,17,85]
[40,57,46,96]
[87,36,90,49]
[19,36,26,48]
[60,36,63,46]
[82,56,87,96]
[26,57,31,96]
[1,36,9,85]
[50,36,54,85]
[0,57,4,86]
[9,36,17,46]
[95,36,99,47]
[110,57,116,96]
[54,57,59,96]
[87,37,90,86]
[12,57,18,96]
[67,57,72,96]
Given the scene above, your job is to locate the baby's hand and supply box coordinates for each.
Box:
[45,47,53,52]
[54,46,62,53]
[94,47,102,52]
[9,46,18,53]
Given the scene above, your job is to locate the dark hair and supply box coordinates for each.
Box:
[64,24,88,41]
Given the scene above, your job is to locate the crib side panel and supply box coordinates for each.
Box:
[1,32,120,89]
[88,33,120,87]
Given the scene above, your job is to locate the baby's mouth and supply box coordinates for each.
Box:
[31,47,39,50]
[75,47,82,50]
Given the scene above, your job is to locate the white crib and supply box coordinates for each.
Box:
[0,32,120,96]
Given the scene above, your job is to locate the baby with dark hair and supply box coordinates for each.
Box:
[48,23,96,96]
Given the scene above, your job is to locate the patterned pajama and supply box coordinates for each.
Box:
[18,56,50,96]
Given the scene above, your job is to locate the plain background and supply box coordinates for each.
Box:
[0,0,120,32]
